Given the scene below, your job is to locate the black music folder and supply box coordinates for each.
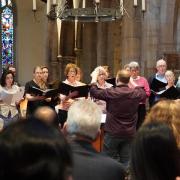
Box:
[30,86,59,98]
[105,78,116,87]
[151,78,167,92]
[157,86,180,100]
[58,82,89,98]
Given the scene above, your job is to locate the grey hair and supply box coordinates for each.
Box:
[66,100,101,140]
[129,61,139,69]
[156,59,167,67]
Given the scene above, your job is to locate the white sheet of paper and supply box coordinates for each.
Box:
[101,113,106,124]
[0,87,24,105]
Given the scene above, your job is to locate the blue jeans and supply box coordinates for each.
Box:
[103,133,132,169]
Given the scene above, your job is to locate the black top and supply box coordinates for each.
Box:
[70,139,125,180]
[148,75,167,107]
[25,80,47,116]
[158,86,180,100]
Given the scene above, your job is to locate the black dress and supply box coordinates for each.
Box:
[25,80,47,117]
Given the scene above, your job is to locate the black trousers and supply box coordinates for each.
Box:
[57,109,67,128]
[137,104,146,130]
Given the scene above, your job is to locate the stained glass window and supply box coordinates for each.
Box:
[0,0,14,71]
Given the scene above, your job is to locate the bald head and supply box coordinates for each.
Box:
[34,106,57,125]
[116,69,130,85]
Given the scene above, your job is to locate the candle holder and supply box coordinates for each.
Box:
[41,0,122,22]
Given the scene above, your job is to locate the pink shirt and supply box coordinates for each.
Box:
[128,76,150,104]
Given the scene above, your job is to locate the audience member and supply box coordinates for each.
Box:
[0,119,73,180]
[130,122,180,180]
[144,99,180,148]
[90,70,146,169]
[128,61,150,129]
[64,99,125,180]
[33,106,59,127]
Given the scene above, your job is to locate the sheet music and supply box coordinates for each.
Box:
[101,113,106,124]
[11,87,25,105]
[0,86,24,105]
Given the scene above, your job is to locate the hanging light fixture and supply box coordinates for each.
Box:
[40,0,124,22]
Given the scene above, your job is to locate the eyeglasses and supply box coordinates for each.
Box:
[35,72,42,74]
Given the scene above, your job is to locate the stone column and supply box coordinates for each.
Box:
[121,0,141,67]
[47,17,59,82]
[140,0,161,77]
[159,0,176,54]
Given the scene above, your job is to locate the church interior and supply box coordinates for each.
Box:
[0,1,179,180]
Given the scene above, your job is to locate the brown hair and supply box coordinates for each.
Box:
[116,69,130,84]
[64,63,77,77]
[144,100,180,148]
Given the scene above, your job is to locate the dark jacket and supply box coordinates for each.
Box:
[71,139,125,180]
[90,84,146,137]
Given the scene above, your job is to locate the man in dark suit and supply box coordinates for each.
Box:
[63,99,125,180]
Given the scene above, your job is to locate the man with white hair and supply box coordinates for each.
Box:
[148,59,167,106]
[64,99,125,180]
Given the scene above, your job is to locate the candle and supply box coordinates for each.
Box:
[142,0,146,11]
[33,0,36,11]
[95,0,100,3]
[134,0,138,6]
[52,0,57,5]
[47,0,51,15]
[75,19,78,49]
[82,0,86,8]
[73,0,80,8]
[57,19,62,56]
[120,0,123,16]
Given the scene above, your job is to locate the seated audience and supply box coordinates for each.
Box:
[33,106,59,127]
[64,99,125,180]
[130,122,180,180]
[144,99,180,148]
[0,119,73,180]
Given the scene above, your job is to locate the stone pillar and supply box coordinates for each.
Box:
[140,0,161,77]
[121,0,141,67]
[159,0,176,54]
[82,23,97,83]
[47,18,59,82]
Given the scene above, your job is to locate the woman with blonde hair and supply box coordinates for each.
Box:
[90,66,112,113]
[144,99,180,148]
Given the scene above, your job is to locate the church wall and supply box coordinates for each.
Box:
[16,0,47,85]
